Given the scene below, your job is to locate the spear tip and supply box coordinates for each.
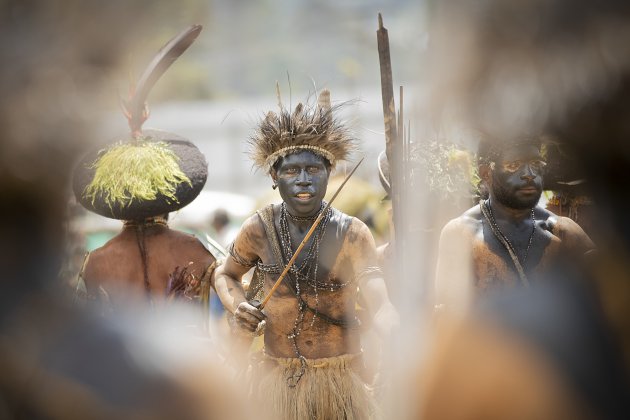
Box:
[378,13,384,29]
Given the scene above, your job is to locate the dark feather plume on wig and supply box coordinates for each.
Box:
[249,88,357,171]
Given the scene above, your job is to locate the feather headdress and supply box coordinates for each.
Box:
[249,87,357,171]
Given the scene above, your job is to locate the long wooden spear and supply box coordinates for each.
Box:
[377,13,398,165]
[377,13,405,271]
[256,157,364,310]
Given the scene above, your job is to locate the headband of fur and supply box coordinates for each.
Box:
[249,87,357,171]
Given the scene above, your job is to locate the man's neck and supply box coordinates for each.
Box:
[283,201,324,224]
[487,196,532,225]
[123,215,169,229]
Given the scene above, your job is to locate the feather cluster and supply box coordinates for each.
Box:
[249,89,357,171]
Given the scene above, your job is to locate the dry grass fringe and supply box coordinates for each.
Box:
[254,353,376,420]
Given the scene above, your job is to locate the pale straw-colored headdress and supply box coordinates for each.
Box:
[249,85,357,171]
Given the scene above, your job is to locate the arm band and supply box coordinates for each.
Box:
[228,242,258,268]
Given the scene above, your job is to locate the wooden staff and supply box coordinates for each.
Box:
[377,13,398,164]
[377,13,406,274]
[257,157,364,310]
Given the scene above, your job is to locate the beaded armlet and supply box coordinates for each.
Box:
[228,242,259,268]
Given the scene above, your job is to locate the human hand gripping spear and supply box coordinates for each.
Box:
[253,157,364,317]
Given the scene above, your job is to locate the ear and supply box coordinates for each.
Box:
[478,163,491,183]
[270,168,278,182]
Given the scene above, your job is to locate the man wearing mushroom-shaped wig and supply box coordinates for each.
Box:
[73,26,223,315]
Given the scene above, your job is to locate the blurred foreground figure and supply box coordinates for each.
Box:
[0,2,242,418]
[435,138,593,310]
[421,276,628,419]
[422,0,630,417]
[213,89,398,419]
[72,26,222,316]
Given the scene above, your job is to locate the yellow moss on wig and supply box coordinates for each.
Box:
[83,140,191,209]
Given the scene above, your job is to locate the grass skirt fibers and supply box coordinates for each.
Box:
[252,353,377,420]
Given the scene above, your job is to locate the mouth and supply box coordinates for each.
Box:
[295,192,314,201]
[517,186,539,194]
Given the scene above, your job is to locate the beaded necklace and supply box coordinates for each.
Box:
[279,201,334,386]
[284,202,324,223]
[253,203,357,386]
[480,199,535,286]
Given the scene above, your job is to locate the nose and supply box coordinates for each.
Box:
[521,163,536,181]
[296,169,311,186]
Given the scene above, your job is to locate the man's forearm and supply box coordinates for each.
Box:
[213,272,247,314]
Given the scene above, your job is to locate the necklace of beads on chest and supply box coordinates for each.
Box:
[481,199,535,286]
[279,201,348,386]
[483,199,536,263]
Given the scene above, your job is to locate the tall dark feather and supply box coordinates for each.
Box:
[125,25,202,137]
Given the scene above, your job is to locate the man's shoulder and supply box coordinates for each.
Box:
[242,209,267,230]
[535,206,594,251]
[168,229,216,254]
[551,214,592,241]
[442,204,483,235]
[534,205,577,233]
[164,228,202,243]
[340,212,370,236]
[88,232,128,262]
[233,209,268,244]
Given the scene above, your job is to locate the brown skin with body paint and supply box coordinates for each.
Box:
[213,150,398,359]
[435,144,594,309]
[83,222,215,307]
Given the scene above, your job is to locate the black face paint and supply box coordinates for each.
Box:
[273,150,330,217]
[491,144,544,210]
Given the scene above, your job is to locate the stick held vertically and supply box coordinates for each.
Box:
[377,13,399,164]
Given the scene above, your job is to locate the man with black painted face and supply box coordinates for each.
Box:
[435,138,594,311]
[213,89,397,419]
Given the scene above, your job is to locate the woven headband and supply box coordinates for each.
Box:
[265,145,336,170]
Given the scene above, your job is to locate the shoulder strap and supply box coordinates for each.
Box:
[256,204,284,267]
[245,205,282,301]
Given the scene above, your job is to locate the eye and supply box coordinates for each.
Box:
[529,159,547,171]
[307,166,321,174]
[503,161,522,173]
[284,167,299,175]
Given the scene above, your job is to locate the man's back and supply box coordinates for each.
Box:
[84,225,215,306]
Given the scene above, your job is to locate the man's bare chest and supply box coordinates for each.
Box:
[471,223,562,288]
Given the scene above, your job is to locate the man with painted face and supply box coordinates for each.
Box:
[435,137,594,310]
[213,89,397,419]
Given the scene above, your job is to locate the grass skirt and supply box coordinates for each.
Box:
[251,352,376,420]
